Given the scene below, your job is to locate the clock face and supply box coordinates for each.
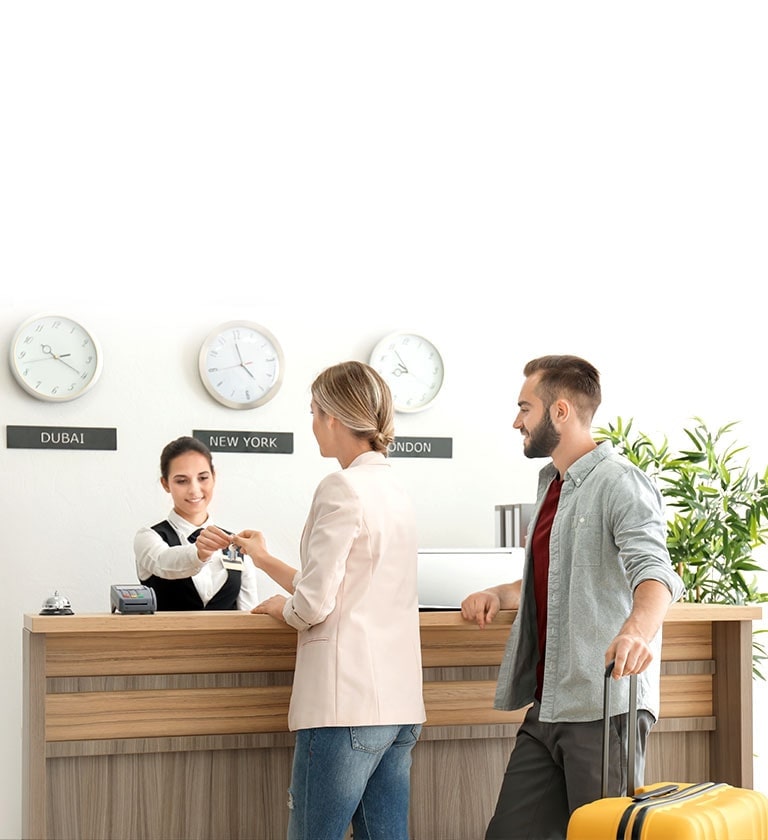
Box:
[198,321,284,409]
[9,314,103,402]
[369,331,444,413]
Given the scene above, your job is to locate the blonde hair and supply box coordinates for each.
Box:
[311,361,394,454]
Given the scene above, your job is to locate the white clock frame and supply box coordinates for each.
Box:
[369,330,445,413]
[198,320,285,410]
[9,313,103,402]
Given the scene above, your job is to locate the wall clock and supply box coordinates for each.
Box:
[198,320,285,409]
[9,313,103,402]
[369,330,444,413]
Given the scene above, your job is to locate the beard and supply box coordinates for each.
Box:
[523,407,561,459]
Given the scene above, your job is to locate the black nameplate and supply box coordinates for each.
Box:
[6,425,117,450]
[387,436,453,459]
[193,430,294,454]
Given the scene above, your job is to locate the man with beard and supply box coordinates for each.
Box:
[461,355,684,840]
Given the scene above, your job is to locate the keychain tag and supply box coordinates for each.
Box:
[223,543,245,570]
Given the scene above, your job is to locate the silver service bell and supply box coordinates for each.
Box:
[40,590,74,615]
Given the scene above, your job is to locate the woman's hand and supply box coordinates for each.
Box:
[251,594,288,622]
[233,529,269,568]
[232,531,297,594]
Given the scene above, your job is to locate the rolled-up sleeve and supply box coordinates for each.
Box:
[610,468,686,603]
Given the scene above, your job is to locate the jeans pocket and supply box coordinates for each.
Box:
[350,725,399,754]
[396,723,422,746]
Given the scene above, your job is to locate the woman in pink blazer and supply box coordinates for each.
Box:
[234,360,425,840]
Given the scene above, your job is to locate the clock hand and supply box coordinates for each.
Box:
[217,362,255,372]
[34,351,72,359]
[233,342,256,378]
[54,357,81,374]
[394,351,409,372]
[40,344,80,374]
[392,359,432,387]
[391,353,409,378]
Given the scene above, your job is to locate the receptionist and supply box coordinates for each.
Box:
[134,435,260,610]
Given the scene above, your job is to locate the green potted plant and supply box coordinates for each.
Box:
[594,416,768,678]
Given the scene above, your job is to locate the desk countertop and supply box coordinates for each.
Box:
[24,601,762,635]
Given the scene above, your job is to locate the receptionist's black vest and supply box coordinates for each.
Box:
[141,520,241,611]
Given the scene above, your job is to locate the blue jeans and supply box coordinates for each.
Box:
[287,723,422,840]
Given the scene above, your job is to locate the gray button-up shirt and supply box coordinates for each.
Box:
[494,441,685,722]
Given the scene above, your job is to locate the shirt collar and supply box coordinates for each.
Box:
[167,508,211,538]
[542,440,614,485]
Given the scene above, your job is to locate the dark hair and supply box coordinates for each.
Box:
[523,355,601,422]
[160,436,214,480]
[311,361,395,454]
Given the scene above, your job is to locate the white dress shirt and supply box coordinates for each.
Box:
[133,509,260,610]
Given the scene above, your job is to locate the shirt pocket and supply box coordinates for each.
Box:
[570,512,601,566]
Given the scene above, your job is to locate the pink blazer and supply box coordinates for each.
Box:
[282,450,426,731]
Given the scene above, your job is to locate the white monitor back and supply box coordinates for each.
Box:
[417,547,525,610]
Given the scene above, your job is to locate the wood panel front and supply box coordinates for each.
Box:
[44,627,299,677]
[43,671,714,743]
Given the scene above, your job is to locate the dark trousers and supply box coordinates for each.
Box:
[485,700,654,840]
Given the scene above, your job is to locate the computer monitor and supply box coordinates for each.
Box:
[417,547,525,610]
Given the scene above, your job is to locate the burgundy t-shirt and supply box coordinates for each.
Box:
[531,475,563,700]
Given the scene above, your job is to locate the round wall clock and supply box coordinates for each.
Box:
[369,330,445,413]
[198,320,285,409]
[9,313,103,402]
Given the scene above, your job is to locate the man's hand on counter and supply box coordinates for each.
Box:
[460,581,521,629]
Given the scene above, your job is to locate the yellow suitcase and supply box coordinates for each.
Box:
[567,664,768,839]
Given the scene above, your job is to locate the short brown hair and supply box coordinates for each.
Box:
[523,355,601,422]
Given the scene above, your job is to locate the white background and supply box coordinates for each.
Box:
[1,3,767,837]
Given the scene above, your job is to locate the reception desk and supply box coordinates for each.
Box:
[23,603,761,840]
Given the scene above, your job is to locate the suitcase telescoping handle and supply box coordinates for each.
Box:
[603,662,681,806]
[602,660,638,798]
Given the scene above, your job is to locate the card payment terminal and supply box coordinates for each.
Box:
[110,584,157,614]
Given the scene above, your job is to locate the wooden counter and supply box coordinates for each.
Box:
[23,603,761,840]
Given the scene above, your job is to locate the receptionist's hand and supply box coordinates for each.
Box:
[252,594,288,622]
[195,525,232,562]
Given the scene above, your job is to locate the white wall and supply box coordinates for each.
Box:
[2,3,767,837]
